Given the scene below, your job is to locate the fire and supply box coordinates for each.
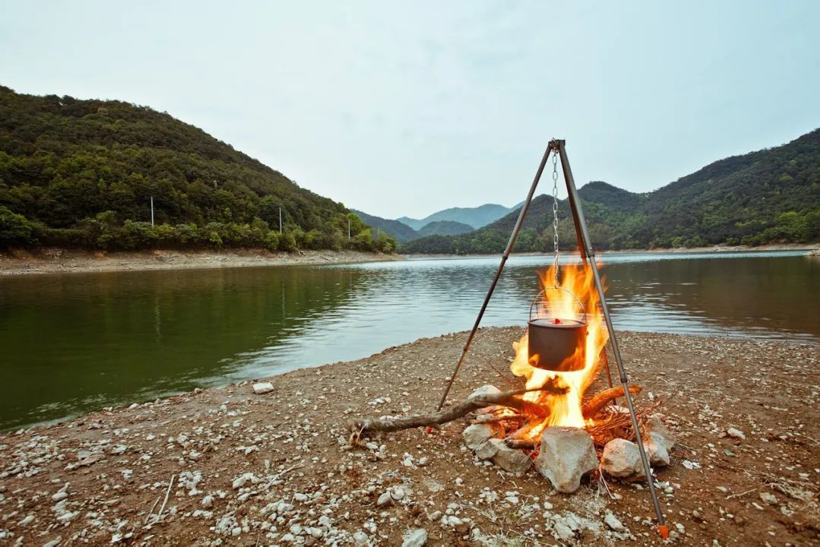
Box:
[510,261,609,437]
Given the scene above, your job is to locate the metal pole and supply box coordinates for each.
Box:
[436,144,554,411]
[150,196,154,227]
[555,139,667,537]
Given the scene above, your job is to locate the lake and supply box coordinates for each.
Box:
[1,250,817,430]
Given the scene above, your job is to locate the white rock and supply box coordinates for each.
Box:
[643,431,670,467]
[353,531,370,545]
[462,424,500,450]
[467,384,501,403]
[17,514,34,526]
[201,495,214,508]
[646,415,676,449]
[52,491,68,502]
[535,427,598,492]
[726,427,746,441]
[402,528,428,547]
[491,441,532,477]
[601,439,644,478]
[377,492,393,506]
[759,491,778,505]
[604,511,626,532]
[231,473,258,489]
[474,439,501,461]
[252,382,274,394]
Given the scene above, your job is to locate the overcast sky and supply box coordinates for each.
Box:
[2,1,819,218]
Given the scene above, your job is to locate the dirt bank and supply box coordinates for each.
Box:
[0,329,818,546]
[404,244,819,260]
[0,249,401,277]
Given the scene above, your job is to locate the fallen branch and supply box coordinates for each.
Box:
[349,383,564,440]
[582,385,642,419]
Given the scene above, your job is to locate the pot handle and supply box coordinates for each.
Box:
[529,287,587,322]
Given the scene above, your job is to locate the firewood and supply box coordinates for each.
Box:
[349,383,564,440]
[582,385,642,419]
[505,438,538,450]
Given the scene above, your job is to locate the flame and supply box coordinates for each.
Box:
[510,261,609,437]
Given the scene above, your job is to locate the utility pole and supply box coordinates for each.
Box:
[150,196,154,227]
[279,207,283,234]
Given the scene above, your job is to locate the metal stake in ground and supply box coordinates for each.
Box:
[435,143,554,412]
[556,139,667,538]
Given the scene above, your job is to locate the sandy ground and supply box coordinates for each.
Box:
[0,249,401,276]
[0,329,818,546]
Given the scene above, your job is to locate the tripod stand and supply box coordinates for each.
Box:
[436,139,668,538]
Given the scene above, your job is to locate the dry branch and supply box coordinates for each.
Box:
[582,385,642,419]
[349,383,565,440]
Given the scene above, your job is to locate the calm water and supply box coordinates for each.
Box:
[1,251,818,430]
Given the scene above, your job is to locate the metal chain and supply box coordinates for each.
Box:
[552,152,560,286]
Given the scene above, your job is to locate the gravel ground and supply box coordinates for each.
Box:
[0,328,818,546]
[0,249,399,276]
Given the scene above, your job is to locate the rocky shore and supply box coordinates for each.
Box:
[0,329,817,546]
[0,249,401,277]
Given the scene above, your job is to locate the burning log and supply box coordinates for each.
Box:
[582,385,642,420]
[349,383,565,441]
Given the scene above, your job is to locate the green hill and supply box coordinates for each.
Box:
[403,129,820,254]
[417,220,474,237]
[0,86,395,252]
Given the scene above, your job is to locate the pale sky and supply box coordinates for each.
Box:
[2,1,818,218]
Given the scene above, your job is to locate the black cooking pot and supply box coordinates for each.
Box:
[527,288,587,371]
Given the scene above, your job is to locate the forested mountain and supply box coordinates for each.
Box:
[351,209,418,244]
[0,86,395,252]
[403,129,820,254]
[417,220,474,237]
[398,203,512,230]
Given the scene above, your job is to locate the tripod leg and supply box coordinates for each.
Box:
[436,144,554,411]
[556,140,667,535]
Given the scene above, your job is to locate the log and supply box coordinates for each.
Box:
[582,385,642,419]
[349,383,564,440]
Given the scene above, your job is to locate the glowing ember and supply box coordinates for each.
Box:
[511,262,609,437]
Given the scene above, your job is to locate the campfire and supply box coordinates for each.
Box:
[350,262,673,495]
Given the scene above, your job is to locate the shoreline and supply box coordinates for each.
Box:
[403,243,818,260]
[0,328,817,545]
[0,248,402,277]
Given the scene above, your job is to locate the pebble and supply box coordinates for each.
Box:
[252,382,274,394]
[726,427,746,440]
[402,527,428,547]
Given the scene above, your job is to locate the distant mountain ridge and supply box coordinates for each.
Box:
[397,203,512,230]
[351,210,474,243]
[403,128,820,253]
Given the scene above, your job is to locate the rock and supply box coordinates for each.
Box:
[491,441,532,476]
[51,491,68,502]
[474,438,502,461]
[759,491,778,505]
[402,528,428,547]
[646,415,676,449]
[604,511,626,532]
[535,427,598,493]
[377,491,393,506]
[462,424,500,450]
[353,530,370,545]
[231,473,258,489]
[726,427,746,441]
[17,514,34,526]
[201,495,214,508]
[468,384,501,403]
[643,431,670,467]
[252,382,274,394]
[43,539,62,547]
[601,439,644,478]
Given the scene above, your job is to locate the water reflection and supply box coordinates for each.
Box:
[0,251,816,429]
